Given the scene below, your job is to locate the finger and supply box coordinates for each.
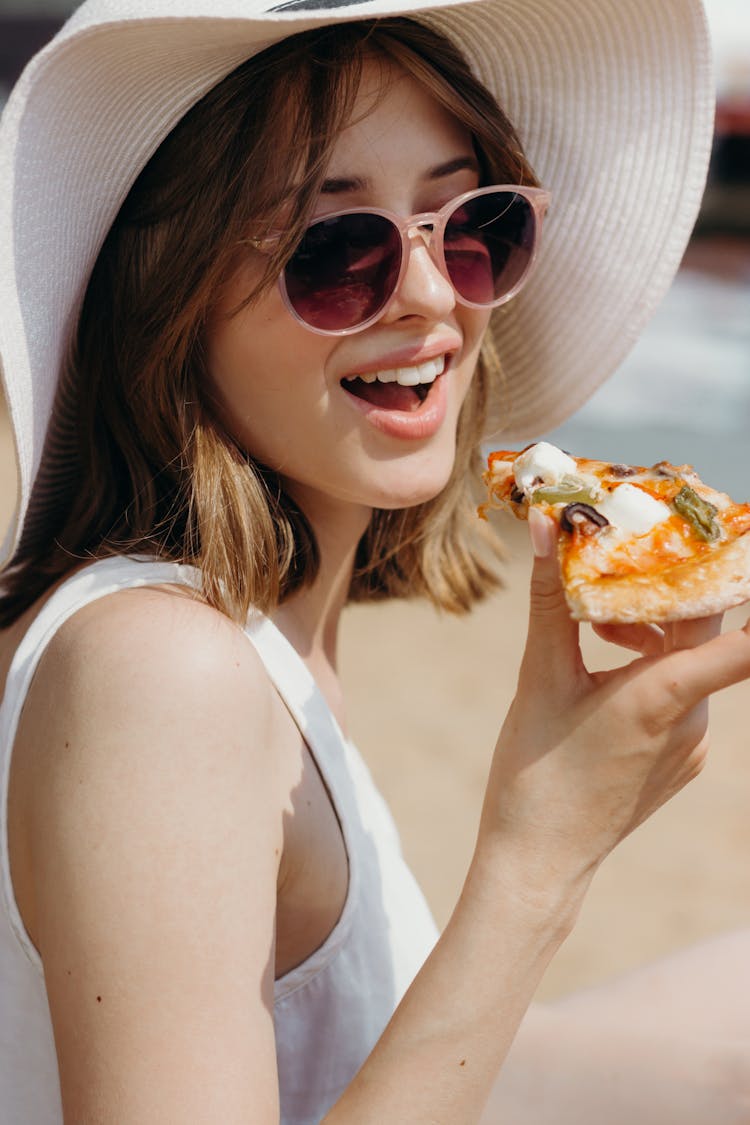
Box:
[592,621,665,657]
[658,619,750,713]
[664,613,724,652]
[662,616,723,729]
[523,508,580,672]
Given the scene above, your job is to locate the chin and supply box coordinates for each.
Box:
[367,463,456,511]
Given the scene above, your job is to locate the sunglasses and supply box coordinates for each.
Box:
[274,185,551,336]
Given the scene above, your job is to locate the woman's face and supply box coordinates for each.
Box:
[205,57,491,529]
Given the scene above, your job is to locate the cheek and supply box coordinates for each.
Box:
[205,282,332,431]
[206,297,344,468]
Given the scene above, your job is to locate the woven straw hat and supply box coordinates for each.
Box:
[0,0,715,567]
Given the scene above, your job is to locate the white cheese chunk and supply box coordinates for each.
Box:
[595,483,671,537]
[513,442,577,493]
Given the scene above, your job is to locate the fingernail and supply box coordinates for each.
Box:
[528,507,554,558]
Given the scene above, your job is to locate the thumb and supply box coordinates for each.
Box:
[523,508,580,671]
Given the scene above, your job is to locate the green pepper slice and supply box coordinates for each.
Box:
[530,476,598,506]
[673,485,720,542]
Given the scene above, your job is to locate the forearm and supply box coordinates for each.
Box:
[323,844,587,1124]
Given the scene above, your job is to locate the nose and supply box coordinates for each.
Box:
[380,227,456,325]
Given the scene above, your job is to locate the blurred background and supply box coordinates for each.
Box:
[1,0,749,998]
[544,0,750,492]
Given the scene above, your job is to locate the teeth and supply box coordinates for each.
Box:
[346,356,446,387]
[395,366,424,387]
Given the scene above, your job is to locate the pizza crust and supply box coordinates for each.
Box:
[564,531,750,623]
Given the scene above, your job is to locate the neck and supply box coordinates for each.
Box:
[271,498,371,722]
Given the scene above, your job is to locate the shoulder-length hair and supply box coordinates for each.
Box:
[0,17,538,627]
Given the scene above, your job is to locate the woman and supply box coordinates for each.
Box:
[0,2,747,1122]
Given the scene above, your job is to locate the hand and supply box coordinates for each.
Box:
[479,509,750,886]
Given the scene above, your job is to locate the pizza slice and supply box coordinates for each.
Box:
[481,442,750,623]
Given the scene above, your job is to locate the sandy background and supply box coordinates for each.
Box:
[0,389,748,1004]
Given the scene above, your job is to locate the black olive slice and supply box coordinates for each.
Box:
[560,503,610,534]
[609,464,637,478]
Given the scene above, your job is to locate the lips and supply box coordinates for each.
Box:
[341,355,445,412]
[339,353,454,441]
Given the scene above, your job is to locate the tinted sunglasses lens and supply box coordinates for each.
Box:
[284,213,402,331]
[444,191,535,305]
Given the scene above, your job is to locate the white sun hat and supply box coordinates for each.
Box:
[0,0,714,567]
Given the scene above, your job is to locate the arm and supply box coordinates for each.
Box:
[22,588,285,1122]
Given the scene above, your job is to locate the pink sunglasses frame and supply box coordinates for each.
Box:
[277,184,551,337]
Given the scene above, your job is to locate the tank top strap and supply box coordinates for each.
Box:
[242,616,361,977]
[243,614,354,795]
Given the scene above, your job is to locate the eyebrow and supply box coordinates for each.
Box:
[320,155,480,195]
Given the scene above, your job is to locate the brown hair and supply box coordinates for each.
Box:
[0,17,538,627]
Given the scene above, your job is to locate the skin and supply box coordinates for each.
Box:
[5,57,750,1125]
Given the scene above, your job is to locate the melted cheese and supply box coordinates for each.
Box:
[595,484,671,537]
[513,442,577,492]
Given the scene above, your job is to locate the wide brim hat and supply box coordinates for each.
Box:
[0,0,714,566]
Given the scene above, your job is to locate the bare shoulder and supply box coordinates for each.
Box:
[39,581,270,702]
[18,582,288,855]
[21,583,280,758]
[13,585,289,1119]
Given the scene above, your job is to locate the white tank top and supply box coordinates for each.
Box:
[0,557,438,1124]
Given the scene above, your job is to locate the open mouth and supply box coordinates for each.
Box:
[341,355,446,412]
